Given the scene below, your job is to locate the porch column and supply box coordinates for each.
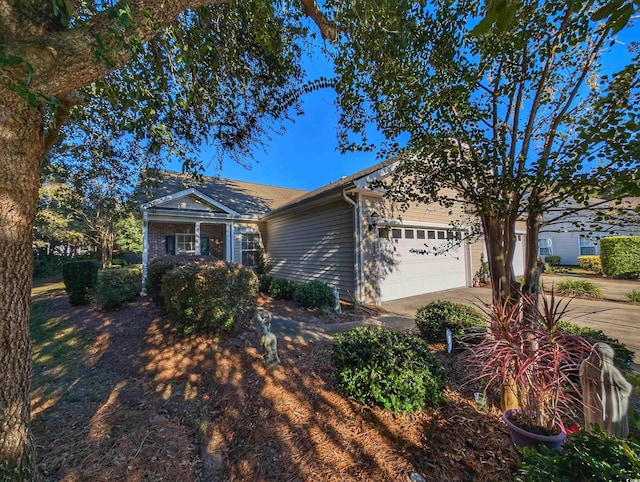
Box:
[226,222,233,262]
[142,210,149,291]
[195,221,201,255]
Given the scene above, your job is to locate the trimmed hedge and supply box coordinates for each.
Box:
[415,300,486,341]
[268,278,299,300]
[545,255,561,266]
[146,255,200,303]
[332,327,446,413]
[577,255,602,274]
[96,267,141,310]
[160,259,258,335]
[62,260,100,305]
[600,236,640,279]
[294,280,336,310]
[558,321,634,371]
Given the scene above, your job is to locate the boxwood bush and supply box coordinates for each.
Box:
[518,428,640,481]
[62,260,99,305]
[268,278,299,300]
[600,236,640,279]
[332,327,446,413]
[577,255,602,274]
[558,321,634,370]
[95,267,141,310]
[294,280,336,310]
[415,300,486,341]
[160,259,258,335]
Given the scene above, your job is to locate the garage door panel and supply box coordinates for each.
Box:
[378,231,467,302]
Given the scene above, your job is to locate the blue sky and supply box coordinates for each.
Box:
[168,19,639,193]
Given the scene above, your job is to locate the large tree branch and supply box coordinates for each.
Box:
[1,0,337,98]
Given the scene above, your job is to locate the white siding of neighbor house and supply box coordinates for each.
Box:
[263,200,355,296]
[540,220,640,266]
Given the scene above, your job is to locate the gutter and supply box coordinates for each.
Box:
[342,189,363,304]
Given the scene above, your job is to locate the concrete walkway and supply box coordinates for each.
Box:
[271,276,640,372]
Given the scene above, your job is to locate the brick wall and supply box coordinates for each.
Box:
[148,222,225,260]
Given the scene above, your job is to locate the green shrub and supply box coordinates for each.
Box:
[556,279,602,298]
[95,267,141,310]
[114,251,142,265]
[258,274,274,294]
[517,427,640,481]
[577,255,602,274]
[544,255,561,266]
[415,300,486,341]
[111,258,128,267]
[268,278,298,300]
[626,289,640,303]
[146,255,199,303]
[600,236,640,279]
[558,321,634,370]
[332,327,446,413]
[62,260,100,306]
[33,254,68,278]
[294,280,336,310]
[160,259,258,335]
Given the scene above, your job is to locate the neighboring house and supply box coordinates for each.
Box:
[539,199,640,265]
[138,161,526,305]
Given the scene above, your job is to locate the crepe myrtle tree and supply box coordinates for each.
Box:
[0,0,337,478]
[327,0,639,304]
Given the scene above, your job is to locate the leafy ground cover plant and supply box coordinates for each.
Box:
[556,279,602,298]
[332,327,446,413]
[557,321,634,371]
[415,300,486,341]
[466,292,592,435]
[294,280,336,311]
[517,427,640,481]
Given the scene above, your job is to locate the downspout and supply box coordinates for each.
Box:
[342,189,362,304]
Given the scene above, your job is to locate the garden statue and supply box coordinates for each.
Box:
[255,308,280,367]
[580,342,632,438]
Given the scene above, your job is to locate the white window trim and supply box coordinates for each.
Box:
[176,232,196,255]
[538,238,553,256]
[241,232,261,267]
[578,236,599,256]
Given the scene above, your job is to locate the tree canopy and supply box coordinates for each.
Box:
[328,0,639,300]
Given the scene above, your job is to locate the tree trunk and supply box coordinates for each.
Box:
[0,87,45,480]
[481,213,514,303]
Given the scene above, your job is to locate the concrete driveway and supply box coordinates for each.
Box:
[382,285,640,371]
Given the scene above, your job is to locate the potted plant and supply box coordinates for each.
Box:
[466,290,592,450]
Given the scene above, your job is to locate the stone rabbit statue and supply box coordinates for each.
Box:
[255,308,280,367]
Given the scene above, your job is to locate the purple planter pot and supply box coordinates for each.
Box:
[502,409,567,450]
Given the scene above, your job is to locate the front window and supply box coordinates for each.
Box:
[538,238,553,256]
[241,233,260,266]
[176,233,196,254]
[579,236,598,256]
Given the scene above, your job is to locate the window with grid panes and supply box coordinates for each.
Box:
[241,233,260,266]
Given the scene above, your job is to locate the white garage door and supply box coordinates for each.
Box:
[378,227,468,302]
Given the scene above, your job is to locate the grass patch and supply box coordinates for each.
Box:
[626,289,640,303]
[30,298,113,411]
[556,279,603,298]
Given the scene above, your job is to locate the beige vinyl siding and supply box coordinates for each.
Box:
[161,195,226,212]
[264,200,355,295]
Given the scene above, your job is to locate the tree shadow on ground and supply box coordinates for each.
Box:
[31,288,518,481]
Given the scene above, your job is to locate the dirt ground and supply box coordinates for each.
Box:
[31,288,521,481]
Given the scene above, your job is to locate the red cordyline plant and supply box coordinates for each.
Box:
[466,289,592,434]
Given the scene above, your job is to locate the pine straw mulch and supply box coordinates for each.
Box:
[31,290,519,482]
